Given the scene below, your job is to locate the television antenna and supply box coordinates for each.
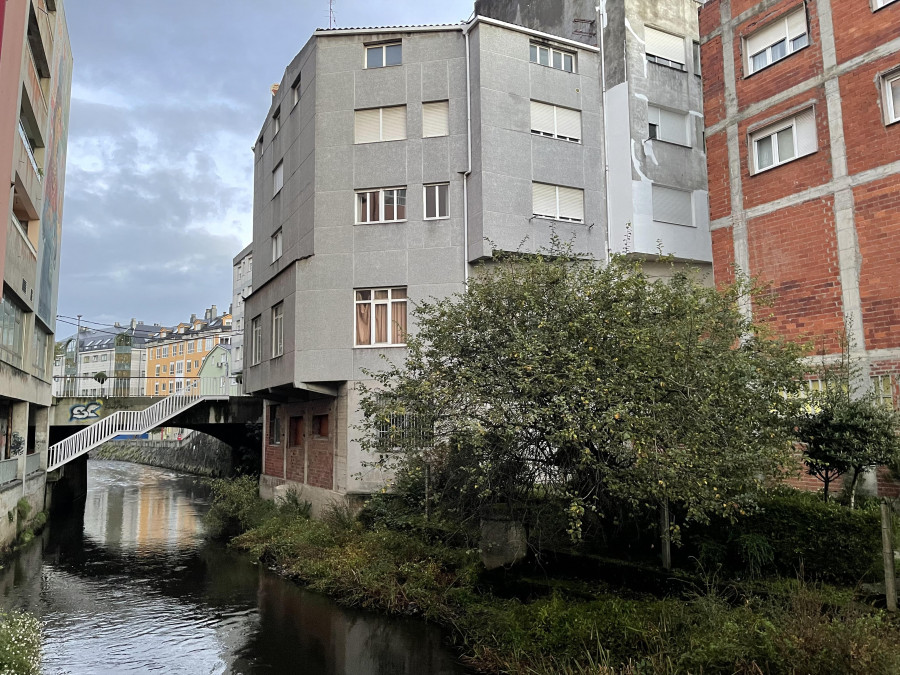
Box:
[329,0,336,28]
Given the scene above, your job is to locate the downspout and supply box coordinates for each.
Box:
[596,5,611,263]
[461,18,474,283]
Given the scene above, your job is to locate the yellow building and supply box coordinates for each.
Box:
[144,306,232,396]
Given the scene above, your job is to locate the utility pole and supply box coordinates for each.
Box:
[328,0,335,28]
[73,314,81,397]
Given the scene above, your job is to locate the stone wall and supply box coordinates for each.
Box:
[92,433,233,477]
[0,473,46,553]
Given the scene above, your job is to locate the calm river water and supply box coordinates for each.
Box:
[0,460,468,674]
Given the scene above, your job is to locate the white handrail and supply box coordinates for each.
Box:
[47,378,230,472]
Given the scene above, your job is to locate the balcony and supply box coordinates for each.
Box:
[23,45,49,132]
[14,126,42,212]
[6,216,37,314]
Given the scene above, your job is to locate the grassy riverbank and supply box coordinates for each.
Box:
[0,609,41,675]
[209,477,900,674]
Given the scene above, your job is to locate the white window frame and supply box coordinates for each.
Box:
[645,27,686,71]
[365,41,402,69]
[272,229,283,262]
[273,109,280,135]
[423,183,449,220]
[354,106,407,144]
[873,0,898,9]
[532,183,585,223]
[648,105,690,146]
[752,120,796,173]
[356,187,407,224]
[251,317,262,365]
[422,101,450,138]
[529,43,575,73]
[291,74,301,107]
[884,71,900,125]
[744,8,809,76]
[530,101,582,143]
[354,287,408,347]
[273,161,284,196]
[272,303,284,357]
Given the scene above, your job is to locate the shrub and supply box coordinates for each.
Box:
[204,475,274,539]
[0,610,41,675]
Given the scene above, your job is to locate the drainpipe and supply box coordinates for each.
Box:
[596,5,612,263]
[461,17,475,283]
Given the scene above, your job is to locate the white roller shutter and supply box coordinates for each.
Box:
[794,107,817,157]
[661,108,688,145]
[645,27,685,65]
[532,182,557,218]
[530,101,555,136]
[746,12,791,57]
[381,106,407,141]
[558,186,584,222]
[785,8,807,41]
[423,101,449,138]
[652,185,693,227]
[355,109,381,144]
[555,107,581,141]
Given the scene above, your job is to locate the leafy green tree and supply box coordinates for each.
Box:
[360,246,806,554]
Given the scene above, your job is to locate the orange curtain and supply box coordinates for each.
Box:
[356,303,371,345]
[375,304,388,343]
[392,301,407,344]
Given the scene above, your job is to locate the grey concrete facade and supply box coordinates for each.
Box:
[231,243,252,379]
[244,1,713,502]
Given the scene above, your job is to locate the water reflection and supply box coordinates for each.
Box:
[0,460,466,675]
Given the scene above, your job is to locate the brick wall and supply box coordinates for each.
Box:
[699,0,722,38]
[711,227,736,286]
[832,0,900,64]
[307,438,333,490]
[264,445,284,478]
[706,131,731,220]
[747,195,844,350]
[263,398,336,491]
[702,35,727,127]
[840,54,900,176]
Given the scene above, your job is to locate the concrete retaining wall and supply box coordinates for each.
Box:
[0,472,46,552]
[92,433,233,477]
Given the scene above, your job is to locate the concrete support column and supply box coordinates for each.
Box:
[33,405,49,470]
[10,401,28,479]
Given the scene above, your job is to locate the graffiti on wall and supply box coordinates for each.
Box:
[69,401,102,421]
[9,432,24,457]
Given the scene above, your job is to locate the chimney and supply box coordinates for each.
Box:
[204,308,211,321]
[190,313,197,323]
[131,318,137,329]
[271,83,280,96]
[114,322,120,328]
[210,304,217,318]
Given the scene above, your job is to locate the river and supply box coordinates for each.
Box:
[0,460,469,674]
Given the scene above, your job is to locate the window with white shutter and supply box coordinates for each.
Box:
[645,27,685,71]
[744,8,808,75]
[354,106,407,144]
[532,183,584,222]
[749,106,817,173]
[423,101,449,138]
[530,101,581,142]
[648,105,689,146]
[883,72,900,124]
[652,185,693,227]
[273,161,284,196]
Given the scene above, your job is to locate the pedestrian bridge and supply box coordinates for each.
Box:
[49,379,262,472]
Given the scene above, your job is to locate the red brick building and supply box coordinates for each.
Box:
[699,0,900,494]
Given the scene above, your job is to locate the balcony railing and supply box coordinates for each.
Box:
[0,458,18,485]
[17,121,41,181]
[25,453,41,476]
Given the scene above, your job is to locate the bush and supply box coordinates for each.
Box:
[204,475,274,539]
[683,488,883,583]
[0,610,41,675]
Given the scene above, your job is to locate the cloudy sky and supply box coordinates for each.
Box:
[56,0,473,336]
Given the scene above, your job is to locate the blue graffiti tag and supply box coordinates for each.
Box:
[69,401,103,421]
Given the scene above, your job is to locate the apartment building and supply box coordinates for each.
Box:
[0,0,71,514]
[144,306,233,397]
[231,244,252,382]
[245,0,712,510]
[699,0,900,492]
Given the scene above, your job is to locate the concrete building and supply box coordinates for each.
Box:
[144,306,233,397]
[244,0,711,511]
[0,0,71,545]
[699,0,900,492]
[231,244,252,383]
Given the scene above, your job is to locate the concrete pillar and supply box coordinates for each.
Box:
[33,406,48,470]
[10,401,28,479]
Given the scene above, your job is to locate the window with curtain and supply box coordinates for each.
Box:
[355,287,407,346]
[884,72,900,124]
[750,107,816,173]
[744,8,808,75]
[356,187,407,223]
[354,106,407,143]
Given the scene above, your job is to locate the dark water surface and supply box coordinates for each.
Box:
[0,460,468,674]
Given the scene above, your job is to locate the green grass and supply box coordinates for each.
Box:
[0,610,41,675]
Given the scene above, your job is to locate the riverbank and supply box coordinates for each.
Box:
[211,478,900,674]
[0,609,41,674]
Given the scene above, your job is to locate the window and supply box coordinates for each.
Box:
[268,405,281,445]
[874,0,899,7]
[187,342,194,354]
[354,106,407,143]
[652,185,694,227]
[424,183,449,219]
[365,41,401,68]
[273,161,284,196]
[310,414,329,438]
[750,107,816,173]
[645,27,686,71]
[206,338,213,350]
[251,316,262,365]
[156,348,161,358]
[83,355,89,364]
[273,108,280,135]
[154,383,159,395]
[162,346,169,357]
[178,343,184,355]
[423,101,449,138]
[529,43,575,72]
[532,183,584,223]
[745,8,808,75]
[289,416,304,446]
[186,360,192,372]
[272,229,283,262]
[162,382,167,392]
[883,72,900,124]
[873,375,895,409]
[530,101,581,142]
[356,188,407,223]
[355,288,407,346]
[101,354,107,361]
[291,74,301,106]
[155,365,160,376]
[375,406,433,452]
[648,105,689,145]
[92,355,98,362]
[194,359,199,369]
[693,41,701,77]
[162,363,168,374]
[272,303,284,357]
[175,361,184,375]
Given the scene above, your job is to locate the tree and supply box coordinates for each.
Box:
[94,371,108,396]
[360,245,806,555]
[796,346,900,506]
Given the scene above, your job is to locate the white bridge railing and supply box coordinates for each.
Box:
[48,377,231,472]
